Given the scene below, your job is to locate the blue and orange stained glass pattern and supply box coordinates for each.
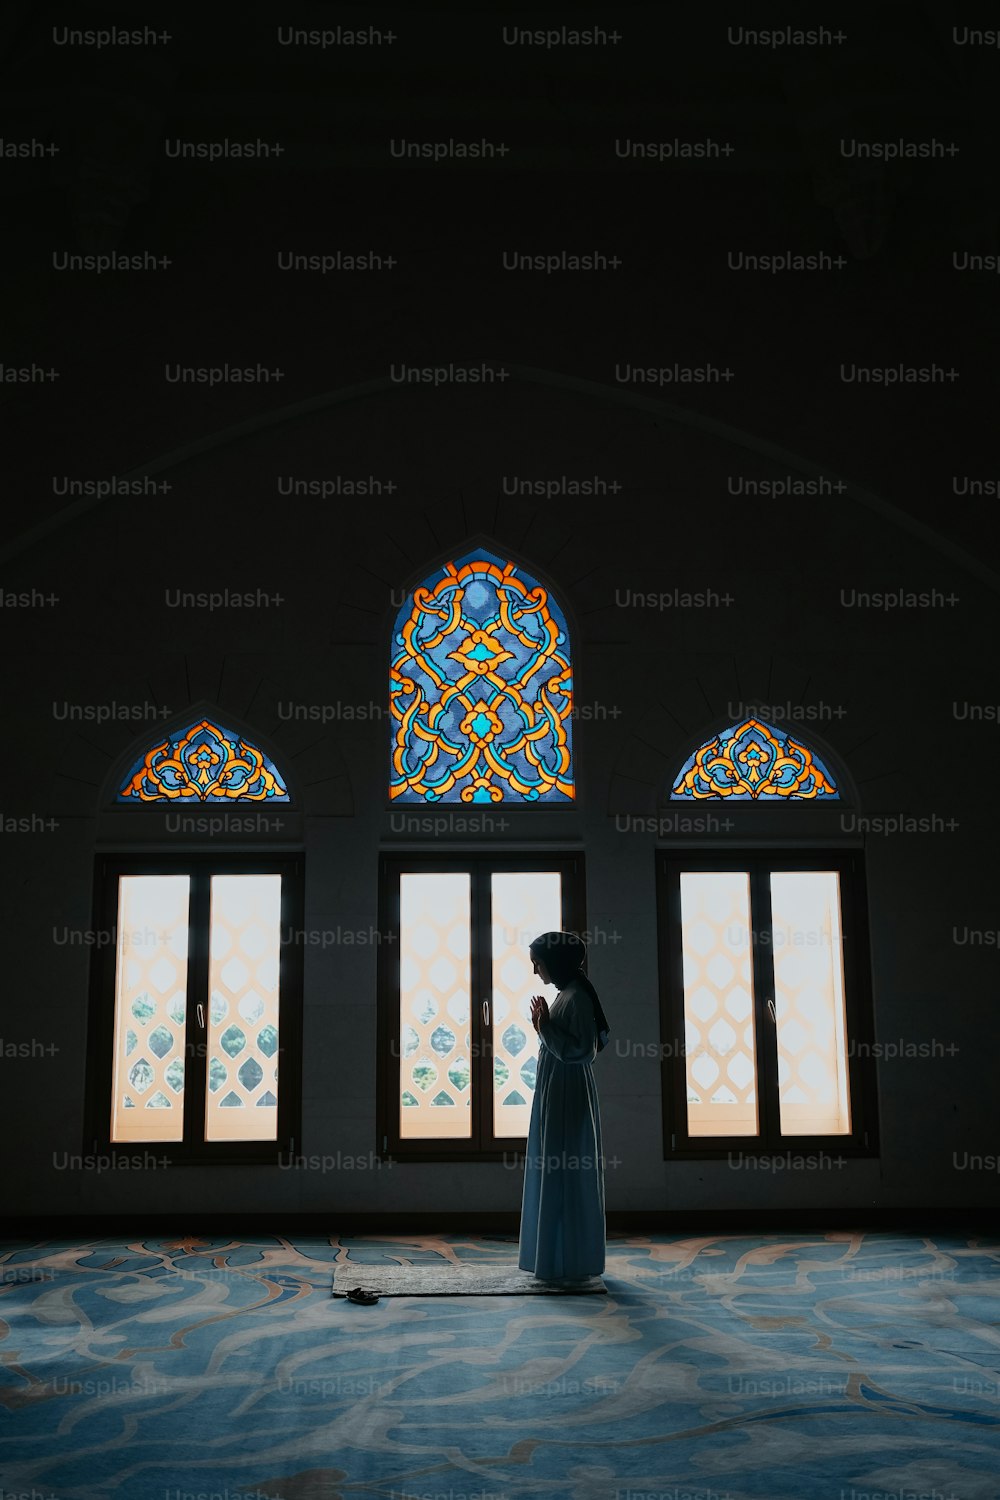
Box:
[391,550,573,803]
[671,718,839,800]
[118,719,289,803]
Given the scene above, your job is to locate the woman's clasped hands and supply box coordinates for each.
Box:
[529,994,549,1033]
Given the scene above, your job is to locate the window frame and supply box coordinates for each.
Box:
[657,848,879,1161]
[377,851,586,1162]
[83,851,304,1167]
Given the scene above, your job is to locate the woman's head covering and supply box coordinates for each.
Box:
[528,930,611,1051]
[529,930,586,987]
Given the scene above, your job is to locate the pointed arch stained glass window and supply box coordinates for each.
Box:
[118,719,288,803]
[390,549,573,803]
[671,718,839,801]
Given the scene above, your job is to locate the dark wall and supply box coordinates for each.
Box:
[2,3,997,1220]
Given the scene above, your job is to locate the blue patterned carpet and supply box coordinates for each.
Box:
[1,1231,998,1500]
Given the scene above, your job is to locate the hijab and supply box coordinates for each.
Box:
[528,930,611,1052]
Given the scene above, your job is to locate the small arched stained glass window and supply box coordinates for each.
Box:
[671,718,839,801]
[118,718,289,803]
[390,549,574,803]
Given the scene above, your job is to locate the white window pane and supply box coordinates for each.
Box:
[491,871,562,1137]
[680,872,759,1137]
[205,875,282,1142]
[399,873,471,1139]
[111,876,190,1143]
[771,871,851,1136]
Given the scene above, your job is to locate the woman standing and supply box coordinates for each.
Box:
[518,931,611,1284]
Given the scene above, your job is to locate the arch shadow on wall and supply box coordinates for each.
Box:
[5,363,998,610]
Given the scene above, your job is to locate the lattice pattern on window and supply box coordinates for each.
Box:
[771,871,851,1136]
[672,719,839,800]
[118,719,288,803]
[399,873,472,1139]
[679,871,759,1137]
[390,549,573,803]
[490,871,562,1138]
[111,876,190,1143]
[205,875,282,1141]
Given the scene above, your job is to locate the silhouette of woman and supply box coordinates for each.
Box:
[518,930,611,1283]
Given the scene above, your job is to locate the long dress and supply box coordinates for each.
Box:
[518,976,606,1280]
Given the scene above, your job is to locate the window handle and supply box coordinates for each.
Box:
[197,1003,205,1030]
[482,999,490,1027]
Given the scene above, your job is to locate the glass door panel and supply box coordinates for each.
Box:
[490,871,562,1138]
[680,871,759,1137]
[770,870,851,1136]
[110,875,190,1143]
[205,874,282,1142]
[399,872,472,1140]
